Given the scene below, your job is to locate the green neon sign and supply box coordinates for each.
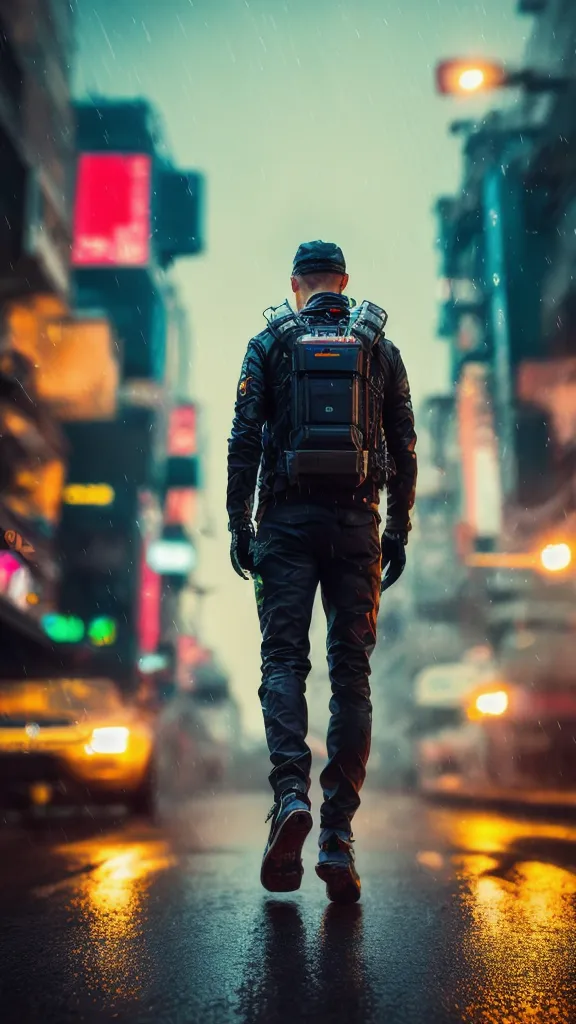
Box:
[88,616,117,647]
[41,614,85,644]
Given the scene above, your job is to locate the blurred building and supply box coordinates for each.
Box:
[0,3,207,693]
[416,0,576,685]
[58,97,205,692]
[0,0,79,674]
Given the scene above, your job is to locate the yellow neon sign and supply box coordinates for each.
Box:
[63,484,115,507]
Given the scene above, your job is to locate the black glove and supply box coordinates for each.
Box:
[380,530,407,593]
[229,522,255,580]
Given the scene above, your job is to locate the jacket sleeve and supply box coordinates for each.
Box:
[382,345,417,534]
[227,337,268,527]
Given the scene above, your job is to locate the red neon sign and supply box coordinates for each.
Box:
[72,154,151,267]
[168,405,197,457]
[138,547,161,655]
[165,488,197,527]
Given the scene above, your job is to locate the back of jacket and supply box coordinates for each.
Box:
[227,292,417,532]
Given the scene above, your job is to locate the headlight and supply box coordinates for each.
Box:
[85,727,130,755]
[540,542,572,573]
[474,691,508,717]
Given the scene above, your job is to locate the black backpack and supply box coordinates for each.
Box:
[268,300,388,487]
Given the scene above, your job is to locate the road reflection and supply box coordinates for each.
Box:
[66,833,175,1002]
[239,898,372,1024]
[2,794,575,1023]
[314,903,372,1021]
[423,805,576,1022]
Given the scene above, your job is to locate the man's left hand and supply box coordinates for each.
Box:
[380,531,407,593]
[230,522,255,580]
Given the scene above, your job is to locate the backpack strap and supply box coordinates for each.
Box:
[349,300,388,351]
[264,298,388,352]
[264,300,307,351]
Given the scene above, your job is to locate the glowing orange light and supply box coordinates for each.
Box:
[475,691,509,717]
[436,59,508,96]
[458,68,485,92]
[540,543,572,573]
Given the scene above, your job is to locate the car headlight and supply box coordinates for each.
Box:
[85,727,130,755]
[474,691,509,717]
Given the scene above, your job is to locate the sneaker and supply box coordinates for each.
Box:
[260,790,313,893]
[315,828,361,904]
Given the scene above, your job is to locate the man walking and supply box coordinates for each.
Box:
[227,241,417,903]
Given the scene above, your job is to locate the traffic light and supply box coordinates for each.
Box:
[435,59,508,96]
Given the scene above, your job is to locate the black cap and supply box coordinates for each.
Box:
[292,240,346,277]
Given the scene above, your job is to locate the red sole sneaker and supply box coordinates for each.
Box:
[315,862,361,905]
[260,809,313,893]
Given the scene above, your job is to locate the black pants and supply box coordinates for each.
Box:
[253,502,381,831]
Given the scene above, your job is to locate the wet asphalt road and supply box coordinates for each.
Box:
[0,791,575,1024]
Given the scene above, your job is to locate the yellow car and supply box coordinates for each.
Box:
[0,678,155,813]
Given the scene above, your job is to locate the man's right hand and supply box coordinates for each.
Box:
[229,522,255,580]
[380,530,407,593]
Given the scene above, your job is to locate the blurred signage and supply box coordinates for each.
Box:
[39,317,119,421]
[72,154,152,267]
[457,363,502,539]
[515,690,576,719]
[41,613,85,644]
[63,484,115,506]
[0,553,36,613]
[168,405,197,456]
[138,551,161,655]
[139,653,169,674]
[457,313,485,354]
[88,616,117,647]
[6,303,118,422]
[518,358,576,449]
[165,488,196,527]
[6,460,65,530]
[147,538,196,576]
[177,634,201,690]
[120,380,165,409]
[414,663,492,708]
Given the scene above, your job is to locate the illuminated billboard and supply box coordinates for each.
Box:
[165,488,197,527]
[147,538,196,576]
[457,363,502,540]
[168,404,197,456]
[72,154,152,267]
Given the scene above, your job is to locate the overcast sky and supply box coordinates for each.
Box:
[75,0,530,735]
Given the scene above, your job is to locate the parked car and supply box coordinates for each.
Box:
[0,677,155,814]
[414,657,576,807]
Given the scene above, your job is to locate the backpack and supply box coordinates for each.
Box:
[268,300,388,487]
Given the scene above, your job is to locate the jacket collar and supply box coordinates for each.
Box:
[301,292,350,322]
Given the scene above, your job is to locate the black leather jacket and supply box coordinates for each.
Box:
[227,292,417,532]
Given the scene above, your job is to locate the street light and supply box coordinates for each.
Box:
[436,58,569,96]
[459,68,486,92]
[540,542,572,574]
[436,59,508,96]
[466,542,574,574]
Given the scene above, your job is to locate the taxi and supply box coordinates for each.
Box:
[0,678,155,813]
